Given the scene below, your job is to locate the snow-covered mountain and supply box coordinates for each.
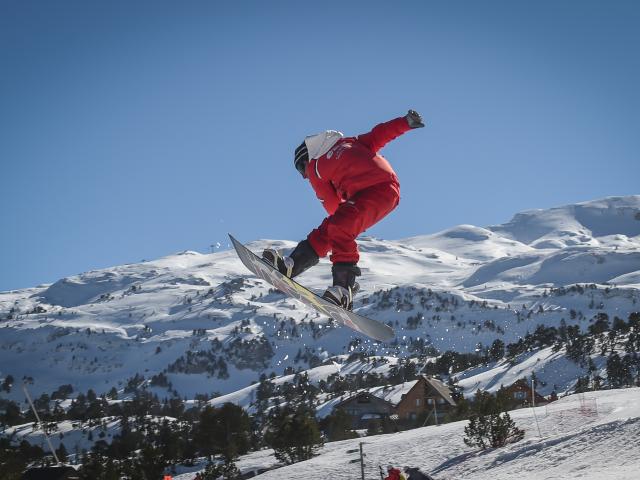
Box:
[1,195,639,403]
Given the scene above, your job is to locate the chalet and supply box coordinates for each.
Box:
[501,379,549,408]
[395,376,456,424]
[332,376,456,429]
[332,391,396,429]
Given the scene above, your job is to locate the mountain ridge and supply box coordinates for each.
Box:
[1,195,639,403]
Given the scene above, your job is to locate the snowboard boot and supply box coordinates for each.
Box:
[322,263,361,310]
[262,239,319,279]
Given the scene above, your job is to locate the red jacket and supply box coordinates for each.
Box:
[385,467,404,480]
[307,117,411,215]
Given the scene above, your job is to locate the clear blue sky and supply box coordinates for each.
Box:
[1,0,639,292]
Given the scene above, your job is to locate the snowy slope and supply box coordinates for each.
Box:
[10,388,640,480]
[170,388,640,480]
[401,224,536,262]
[0,195,639,404]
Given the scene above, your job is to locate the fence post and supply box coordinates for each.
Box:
[531,378,542,438]
[359,442,365,480]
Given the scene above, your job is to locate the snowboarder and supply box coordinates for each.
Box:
[263,110,424,310]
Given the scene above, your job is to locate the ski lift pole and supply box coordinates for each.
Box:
[23,383,61,465]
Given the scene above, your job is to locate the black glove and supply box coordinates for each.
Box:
[405,109,425,128]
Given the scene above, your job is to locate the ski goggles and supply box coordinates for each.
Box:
[294,142,309,177]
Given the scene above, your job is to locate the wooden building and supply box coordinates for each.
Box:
[333,376,456,429]
[395,376,456,423]
[500,379,549,408]
[333,391,395,429]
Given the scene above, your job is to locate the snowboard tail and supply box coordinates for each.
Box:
[229,234,395,342]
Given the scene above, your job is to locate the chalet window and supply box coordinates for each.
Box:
[437,398,446,405]
[416,398,421,406]
[513,391,526,400]
[410,412,417,420]
[427,398,434,405]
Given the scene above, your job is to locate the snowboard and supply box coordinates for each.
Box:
[229,234,395,342]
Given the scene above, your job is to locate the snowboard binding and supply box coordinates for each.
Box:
[262,248,295,278]
[322,263,361,311]
[322,283,360,311]
[261,240,319,279]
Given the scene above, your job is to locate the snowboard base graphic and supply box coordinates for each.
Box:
[229,234,395,342]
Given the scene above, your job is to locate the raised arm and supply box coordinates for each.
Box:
[357,110,424,153]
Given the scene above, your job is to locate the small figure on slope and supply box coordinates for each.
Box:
[263,110,424,310]
[384,465,407,480]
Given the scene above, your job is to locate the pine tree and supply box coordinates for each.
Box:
[198,460,241,480]
[607,352,633,387]
[463,411,524,449]
[319,409,358,441]
[1,401,23,426]
[463,413,491,449]
[55,442,68,462]
[193,403,250,461]
[488,339,505,362]
[1,374,14,393]
[131,443,166,480]
[264,404,322,464]
[490,411,525,447]
[0,438,29,480]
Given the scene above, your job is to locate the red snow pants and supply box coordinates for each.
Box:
[307,181,400,264]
